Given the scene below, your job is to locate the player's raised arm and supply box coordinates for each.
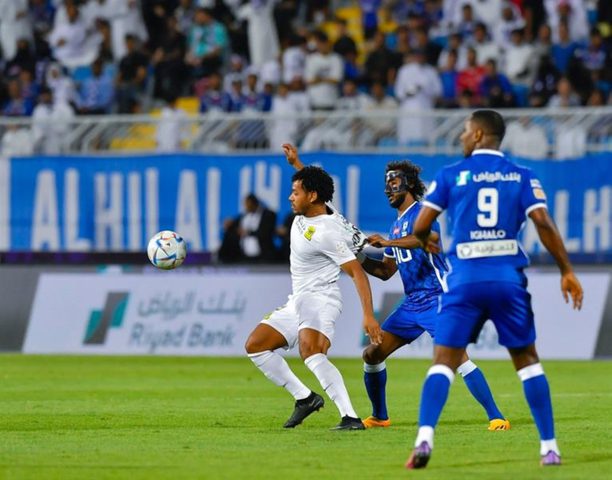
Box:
[282,143,305,171]
[529,207,583,310]
[368,232,441,253]
[340,259,383,344]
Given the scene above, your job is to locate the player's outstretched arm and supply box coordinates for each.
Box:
[368,232,441,253]
[529,207,584,310]
[359,252,398,280]
[341,259,383,344]
[282,143,305,171]
[413,206,441,245]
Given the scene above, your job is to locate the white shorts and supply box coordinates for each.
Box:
[261,290,342,349]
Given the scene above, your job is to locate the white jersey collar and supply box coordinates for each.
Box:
[397,200,418,220]
[472,149,504,157]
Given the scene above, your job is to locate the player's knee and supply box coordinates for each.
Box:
[362,344,383,364]
[244,334,263,354]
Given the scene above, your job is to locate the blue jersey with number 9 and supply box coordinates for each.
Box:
[423,149,547,288]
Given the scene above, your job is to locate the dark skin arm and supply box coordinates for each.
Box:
[361,254,398,280]
[529,207,583,309]
[413,206,440,245]
[368,232,441,253]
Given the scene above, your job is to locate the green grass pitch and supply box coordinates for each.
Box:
[0,355,610,479]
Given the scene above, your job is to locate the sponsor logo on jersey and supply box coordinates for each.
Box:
[456,240,518,259]
[304,225,316,241]
[533,188,547,200]
[456,170,471,186]
[530,179,542,188]
[393,227,400,235]
[472,171,521,183]
[469,229,507,240]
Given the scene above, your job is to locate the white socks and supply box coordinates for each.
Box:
[415,426,434,448]
[540,439,561,456]
[457,359,478,377]
[248,351,311,400]
[305,353,358,418]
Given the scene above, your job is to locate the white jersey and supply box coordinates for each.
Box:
[290,210,366,297]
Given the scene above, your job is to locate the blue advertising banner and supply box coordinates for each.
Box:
[1,152,610,257]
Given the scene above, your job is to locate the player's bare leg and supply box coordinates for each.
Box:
[509,344,561,466]
[457,351,510,431]
[299,328,365,430]
[406,345,464,469]
[245,324,321,428]
[362,331,406,428]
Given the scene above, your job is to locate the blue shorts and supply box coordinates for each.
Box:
[434,282,535,349]
[381,298,438,343]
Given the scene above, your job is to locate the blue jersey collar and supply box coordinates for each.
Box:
[471,149,504,157]
[397,200,418,220]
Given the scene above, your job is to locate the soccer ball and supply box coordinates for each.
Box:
[147,231,187,270]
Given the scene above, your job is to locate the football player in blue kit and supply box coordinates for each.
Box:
[406,110,583,469]
[358,160,509,432]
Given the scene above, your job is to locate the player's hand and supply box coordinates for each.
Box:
[363,315,383,345]
[561,271,583,310]
[281,143,304,170]
[367,234,389,248]
[424,232,441,254]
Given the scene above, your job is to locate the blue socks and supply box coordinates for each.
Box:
[364,362,388,420]
[518,363,555,441]
[458,360,505,420]
[418,365,454,428]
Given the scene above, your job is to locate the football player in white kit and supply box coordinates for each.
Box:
[245,147,382,430]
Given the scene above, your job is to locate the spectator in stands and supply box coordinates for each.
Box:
[95,19,114,63]
[0,125,33,156]
[235,69,271,148]
[219,193,278,264]
[29,0,54,53]
[362,80,398,144]
[533,23,553,61]
[456,47,485,106]
[156,92,188,152]
[395,48,441,145]
[276,211,296,263]
[363,30,400,87]
[547,76,581,107]
[304,31,343,110]
[361,0,381,39]
[551,20,580,74]
[456,3,477,42]
[282,34,307,84]
[175,0,195,35]
[529,54,561,107]
[333,18,357,59]
[0,0,33,61]
[4,39,37,78]
[480,59,514,108]
[492,1,525,47]
[413,27,442,67]
[228,77,245,112]
[2,78,33,116]
[77,58,114,114]
[546,0,589,43]
[199,71,232,113]
[503,117,549,159]
[31,85,74,154]
[48,2,99,69]
[503,28,536,105]
[269,83,305,151]
[46,62,77,107]
[186,7,229,78]
[437,32,467,71]
[438,49,459,108]
[152,15,188,100]
[576,28,610,78]
[237,0,280,68]
[115,35,149,114]
[470,22,499,67]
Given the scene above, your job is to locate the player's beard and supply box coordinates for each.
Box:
[389,192,406,209]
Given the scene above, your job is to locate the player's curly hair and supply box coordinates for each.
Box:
[385,160,427,200]
[292,166,334,203]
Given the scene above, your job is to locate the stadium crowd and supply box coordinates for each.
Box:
[0,0,610,154]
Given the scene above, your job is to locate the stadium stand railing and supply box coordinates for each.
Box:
[1,107,610,158]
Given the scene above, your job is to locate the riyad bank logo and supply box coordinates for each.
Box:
[83,292,129,345]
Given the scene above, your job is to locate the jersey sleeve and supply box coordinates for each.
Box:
[316,226,357,266]
[423,169,449,212]
[521,169,548,216]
